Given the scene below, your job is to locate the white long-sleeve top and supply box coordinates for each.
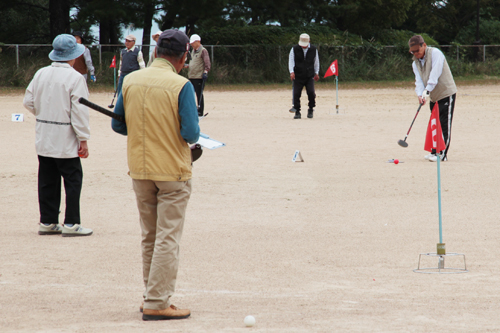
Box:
[412,47,445,96]
[83,47,95,76]
[288,44,320,75]
[23,62,90,158]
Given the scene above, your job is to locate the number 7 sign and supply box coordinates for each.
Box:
[11,114,24,122]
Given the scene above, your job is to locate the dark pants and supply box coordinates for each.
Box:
[429,93,456,158]
[38,156,83,225]
[117,72,130,96]
[292,77,316,111]
[190,79,205,115]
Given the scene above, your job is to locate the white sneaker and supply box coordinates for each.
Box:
[38,223,62,235]
[428,154,447,162]
[62,224,93,237]
[424,153,435,160]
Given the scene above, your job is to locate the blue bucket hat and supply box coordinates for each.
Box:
[49,34,85,61]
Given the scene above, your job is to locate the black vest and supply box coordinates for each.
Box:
[293,44,317,80]
[120,47,140,75]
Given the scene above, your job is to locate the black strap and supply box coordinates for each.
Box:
[36,119,71,125]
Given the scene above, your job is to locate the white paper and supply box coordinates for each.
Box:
[196,133,225,150]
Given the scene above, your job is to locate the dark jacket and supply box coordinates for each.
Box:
[293,44,317,80]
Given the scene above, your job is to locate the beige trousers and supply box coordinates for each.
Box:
[132,179,192,310]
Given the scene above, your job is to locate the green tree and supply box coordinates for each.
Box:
[74,0,126,45]
[50,0,73,39]
[0,0,75,43]
[332,0,417,38]
[157,0,228,33]
[411,0,482,44]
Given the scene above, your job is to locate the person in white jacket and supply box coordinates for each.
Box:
[23,34,93,237]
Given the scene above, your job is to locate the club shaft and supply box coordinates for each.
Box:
[78,97,125,122]
[405,103,423,136]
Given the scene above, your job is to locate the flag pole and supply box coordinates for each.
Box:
[335,75,339,114]
[436,153,446,256]
[437,156,443,244]
[114,67,117,91]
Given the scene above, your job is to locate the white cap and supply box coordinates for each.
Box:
[153,30,162,36]
[190,34,201,43]
[125,34,136,41]
[298,33,310,47]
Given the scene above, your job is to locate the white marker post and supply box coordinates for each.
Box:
[292,150,304,162]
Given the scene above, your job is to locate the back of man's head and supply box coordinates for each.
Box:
[157,29,190,60]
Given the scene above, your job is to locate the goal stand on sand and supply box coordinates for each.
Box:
[414,252,467,274]
[413,106,467,274]
[413,157,467,274]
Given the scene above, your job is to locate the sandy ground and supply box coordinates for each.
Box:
[1,83,500,332]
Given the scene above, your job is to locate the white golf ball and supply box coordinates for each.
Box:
[244,315,256,327]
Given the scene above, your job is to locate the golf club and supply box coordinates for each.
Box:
[108,89,117,108]
[398,103,423,148]
[78,97,202,162]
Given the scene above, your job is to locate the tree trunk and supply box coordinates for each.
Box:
[99,19,120,52]
[49,0,70,40]
[142,0,155,64]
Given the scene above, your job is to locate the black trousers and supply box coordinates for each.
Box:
[38,156,83,225]
[190,79,205,115]
[429,93,456,158]
[292,76,316,111]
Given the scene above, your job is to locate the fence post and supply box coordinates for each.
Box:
[279,46,281,66]
[16,45,19,68]
[99,44,102,67]
[456,45,459,62]
[483,45,486,62]
[211,45,214,64]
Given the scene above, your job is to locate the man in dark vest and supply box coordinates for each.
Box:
[117,34,146,95]
[409,35,457,162]
[288,33,320,119]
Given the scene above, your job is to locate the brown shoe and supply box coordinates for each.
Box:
[142,305,190,321]
[140,302,144,313]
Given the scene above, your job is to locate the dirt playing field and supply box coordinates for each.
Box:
[1,83,500,332]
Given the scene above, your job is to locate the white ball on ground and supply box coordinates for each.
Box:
[244,315,256,327]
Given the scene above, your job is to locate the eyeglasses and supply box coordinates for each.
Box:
[409,44,423,55]
[125,39,133,42]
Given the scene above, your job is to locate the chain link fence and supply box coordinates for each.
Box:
[2,43,500,86]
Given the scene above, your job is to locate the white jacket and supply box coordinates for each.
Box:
[23,62,90,158]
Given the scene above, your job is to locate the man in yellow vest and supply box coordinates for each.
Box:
[409,35,457,162]
[112,29,199,321]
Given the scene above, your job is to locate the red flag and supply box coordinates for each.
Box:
[324,60,338,78]
[424,103,446,153]
[109,55,116,68]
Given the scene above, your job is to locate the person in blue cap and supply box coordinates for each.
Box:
[23,34,93,237]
